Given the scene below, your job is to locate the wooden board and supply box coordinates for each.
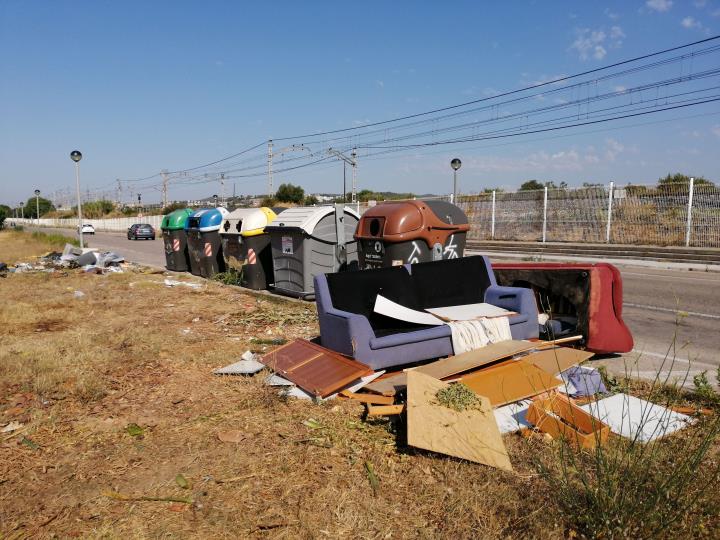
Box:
[460,359,562,407]
[406,371,512,471]
[261,339,373,398]
[363,340,535,396]
[366,404,405,416]
[523,347,594,376]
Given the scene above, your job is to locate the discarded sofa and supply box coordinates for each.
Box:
[492,262,633,354]
[220,207,281,290]
[266,205,360,299]
[185,207,230,278]
[314,255,538,370]
[355,199,470,269]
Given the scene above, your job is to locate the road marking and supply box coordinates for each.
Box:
[622,271,720,284]
[624,302,720,320]
[626,349,718,370]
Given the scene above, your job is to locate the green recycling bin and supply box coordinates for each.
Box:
[220,207,283,290]
[185,207,229,278]
[161,208,194,272]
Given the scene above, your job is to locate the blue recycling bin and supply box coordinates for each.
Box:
[185,207,229,278]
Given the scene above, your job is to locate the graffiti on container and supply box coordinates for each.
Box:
[408,241,422,264]
[443,235,459,259]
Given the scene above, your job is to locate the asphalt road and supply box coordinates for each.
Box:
[33,227,720,384]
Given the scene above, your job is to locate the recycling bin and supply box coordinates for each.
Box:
[161,208,194,272]
[185,207,230,278]
[265,204,360,298]
[355,199,470,269]
[220,207,283,289]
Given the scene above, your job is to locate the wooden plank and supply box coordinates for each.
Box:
[416,340,536,380]
[261,339,373,398]
[523,347,594,376]
[366,404,405,416]
[363,373,406,396]
[340,391,395,405]
[526,393,610,449]
[406,371,512,471]
[460,359,562,407]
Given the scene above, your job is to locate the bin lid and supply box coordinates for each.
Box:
[265,205,360,235]
[184,207,230,232]
[161,208,194,231]
[355,199,469,245]
[221,207,278,237]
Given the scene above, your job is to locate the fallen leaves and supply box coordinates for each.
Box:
[125,423,144,438]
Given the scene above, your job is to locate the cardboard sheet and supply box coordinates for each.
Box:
[460,359,563,407]
[580,393,692,442]
[426,303,515,321]
[493,400,532,434]
[373,295,443,326]
[524,347,594,376]
[406,371,513,471]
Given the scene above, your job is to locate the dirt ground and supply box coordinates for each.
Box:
[0,230,717,539]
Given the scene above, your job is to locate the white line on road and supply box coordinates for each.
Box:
[624,302,720,320]
[622,271,720,284]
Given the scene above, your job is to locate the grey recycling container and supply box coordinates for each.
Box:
[355,199,470,269]
[266,204,360,299]
[161,208,194,272]
[185,207,230,278]
[220,207,283,290]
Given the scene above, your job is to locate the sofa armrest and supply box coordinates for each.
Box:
[318,305,375,357]
[484,285,537,317]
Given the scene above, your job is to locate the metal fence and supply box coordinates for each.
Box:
[452,180,720,248]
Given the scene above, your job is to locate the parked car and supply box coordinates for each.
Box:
[78,223,95,235]
[127,223,156,240]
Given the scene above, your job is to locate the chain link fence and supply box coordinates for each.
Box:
[453,181,720,248]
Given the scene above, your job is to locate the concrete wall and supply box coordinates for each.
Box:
[7,215,164,232]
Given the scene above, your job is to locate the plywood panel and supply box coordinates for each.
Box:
[261,339,373,397]
[524,348,594,376]
[460,359,562,407]
[406,371,512,471]
[417,340,536,379]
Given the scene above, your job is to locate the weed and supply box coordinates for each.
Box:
[693,371,720,405]
[31,230,80,247]
[212,267,243,286]
[436,383,481,412]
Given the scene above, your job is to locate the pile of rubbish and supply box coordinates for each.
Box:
[2,244,126,275]
[215,336,696,471]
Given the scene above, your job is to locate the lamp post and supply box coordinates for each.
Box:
[213,194,218,208]
[137,194,142,217]
[70,150,84,249]
[34,189,40,224]
[450,158,462,203]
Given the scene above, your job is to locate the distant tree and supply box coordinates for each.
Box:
[658,173,714,186]
[161,202,187,214]
[519,180,544,191]
[275,183,305,203]
[0,207,6,229]
[259,196,277,207]
[304,194,319,205]
[22,196,54,218]
[582,182,603,188]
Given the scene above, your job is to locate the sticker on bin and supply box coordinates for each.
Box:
[173,238,181,252]
[247,248,257,264]
[281,236,293,255]
[204,242,213,257]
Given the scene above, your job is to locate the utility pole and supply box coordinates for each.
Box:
[116,179,122,206]
[267,139,274,197]
[161,169,169,208]
[327,148,358,203]
[220,173,225,207]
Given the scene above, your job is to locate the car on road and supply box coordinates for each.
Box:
[127,223,156,240]
[78,223,95,235]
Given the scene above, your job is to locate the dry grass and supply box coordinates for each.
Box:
[0,232,717,538]
[0,229,78,265]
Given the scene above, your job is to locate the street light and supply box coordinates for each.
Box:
[70,150,84,249]
[34,189,40,224]
[213,194,218,208]
[450,158,462,203]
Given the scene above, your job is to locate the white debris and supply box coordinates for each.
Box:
[214,352,265,375]
[164,278,202,289]
[0,421,24,433]
[494,400,533,434]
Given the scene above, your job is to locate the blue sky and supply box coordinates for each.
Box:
[1,0,719,206]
